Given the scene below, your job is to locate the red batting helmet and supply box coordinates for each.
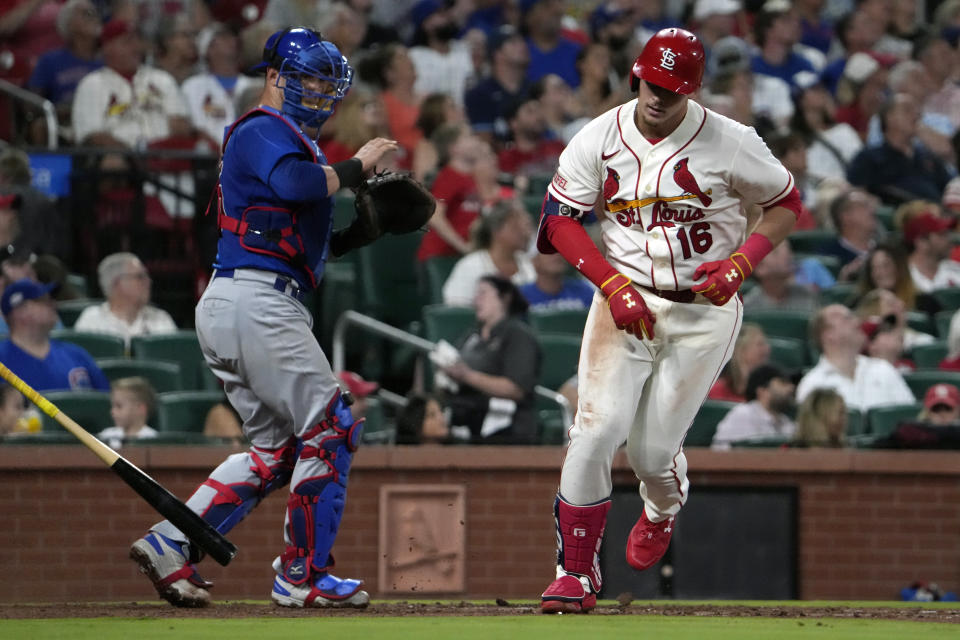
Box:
[630,28,705,94]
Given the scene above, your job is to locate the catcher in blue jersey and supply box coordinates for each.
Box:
[128,28,430,609]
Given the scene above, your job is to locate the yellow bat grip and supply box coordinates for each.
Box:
[0,361,60,418]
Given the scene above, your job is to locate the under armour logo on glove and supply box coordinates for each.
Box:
[691,252,754,307]
[600,272,656,339]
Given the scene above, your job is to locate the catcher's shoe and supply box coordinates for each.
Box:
[130,532,213,608]
[541,574,596,614]
[270,553,368,609]
[626,512,675,571]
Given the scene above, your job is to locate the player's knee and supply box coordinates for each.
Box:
[626,442,676,476]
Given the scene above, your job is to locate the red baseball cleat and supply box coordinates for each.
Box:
[625,512,675,571]
[541,574,596,614]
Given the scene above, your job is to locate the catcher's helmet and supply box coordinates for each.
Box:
[253,27,323,71]
[279,40,353,128]
[630,28,704,94]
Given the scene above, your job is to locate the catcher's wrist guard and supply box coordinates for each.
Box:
[332,158,363,189]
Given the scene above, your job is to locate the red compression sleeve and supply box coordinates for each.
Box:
[765,186,802,219]
[542,215,620,289]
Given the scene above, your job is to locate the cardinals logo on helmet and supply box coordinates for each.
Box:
[672,158,712,206]
[603,167,620,201]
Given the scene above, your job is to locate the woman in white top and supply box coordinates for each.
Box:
[791,75,863,183]
[442,198,535,307]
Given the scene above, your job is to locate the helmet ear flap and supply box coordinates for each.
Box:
[630,74,639,92]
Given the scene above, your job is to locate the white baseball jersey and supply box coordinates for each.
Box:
[547,99,793,291]
[182,73,237,145]
[72,65,189,148]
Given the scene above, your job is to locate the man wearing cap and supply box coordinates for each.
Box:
[0,279,109,392]
[711,363,797,449]
[71,18,191,148]
[464,25,529,140]
[921,383,960,426]
[903,203,960,293]
[901,205,960,292]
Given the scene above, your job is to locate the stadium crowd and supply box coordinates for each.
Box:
[2,0,960,447]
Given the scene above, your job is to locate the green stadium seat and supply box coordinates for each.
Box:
[867,403,923,438]
[902,370,960,401]
[56,298,103,328]
[905,311,935,336]
[931,288,960,312]
[527,173,553,198]
[422,304,476,346]
[126,432,213,445]
[96,358,184,392]
[41,391,112,433]
[360,398,393,444]
[818,283,857,307]
[730,435,790,448]
[935,309,954,340]
[767,336,807,370]
[686,400,736,447]
[530,308,589,336]
[911,341,948,369]
[131,331,205,390]
[317,260,357,348]
[743,309,810,342]
[156,390,227,433]
[50,330,126,358]
[422,256,460,305]
[875,204,895,231]
[65,273,89,298]
[333,192,356,228]
[845,408,866,436]
[537,394,569,445]
[786,230,834,254]
[536,333,581,390]
[355,233,424,328]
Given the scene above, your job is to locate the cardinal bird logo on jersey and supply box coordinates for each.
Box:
[603,167,620,201]
[672,158,712,206]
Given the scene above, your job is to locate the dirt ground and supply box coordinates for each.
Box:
[1,600,958,622]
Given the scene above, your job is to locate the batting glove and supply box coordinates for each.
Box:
[601,273,656,339]
[691,234,774,306]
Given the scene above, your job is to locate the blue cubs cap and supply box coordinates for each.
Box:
[1,279,57,317]
[410,0,443,26]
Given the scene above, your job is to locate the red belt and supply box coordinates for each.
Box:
[640,285,696,304]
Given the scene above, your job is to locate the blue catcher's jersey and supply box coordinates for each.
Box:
[214,106,334,291]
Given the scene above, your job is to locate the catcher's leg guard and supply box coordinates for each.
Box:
[541,493,611,614]
[273,393,368,608]
[138,443,296,606]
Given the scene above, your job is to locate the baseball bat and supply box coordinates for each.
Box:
[0,361,237,566]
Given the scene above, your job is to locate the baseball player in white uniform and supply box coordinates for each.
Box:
[537,28,801,614]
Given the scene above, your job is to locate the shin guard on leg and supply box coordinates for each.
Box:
[273,393,368,608]
[541,493,611,614]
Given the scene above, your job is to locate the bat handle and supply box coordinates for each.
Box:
[0,362,60,417]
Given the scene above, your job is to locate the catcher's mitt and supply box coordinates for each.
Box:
[355,170,436,235]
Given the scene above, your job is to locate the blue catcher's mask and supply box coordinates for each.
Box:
[278,41,353,130]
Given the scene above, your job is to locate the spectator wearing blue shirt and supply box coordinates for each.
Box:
[26,0,103,113]
[519,251,595,311]
[465,25,529,141]
[520,0,582,88]
[0,279,109,392]
[750,0,816,89]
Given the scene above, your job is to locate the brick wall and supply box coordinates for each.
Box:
[1,446,957,602]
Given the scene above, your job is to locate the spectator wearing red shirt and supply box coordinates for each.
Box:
[417,124,485,261]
